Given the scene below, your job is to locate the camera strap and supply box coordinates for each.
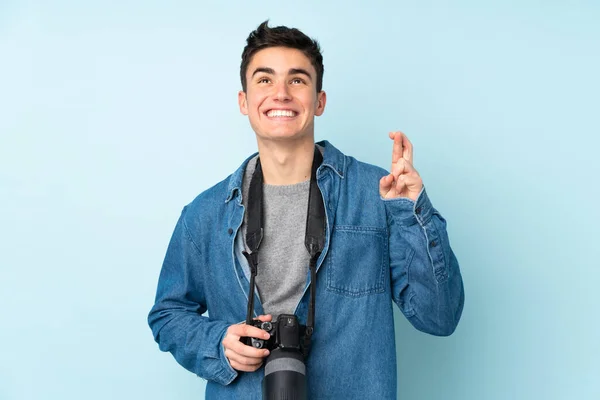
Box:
[243,146,325,357]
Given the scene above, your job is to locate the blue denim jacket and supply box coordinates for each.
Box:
[148,140,464,399]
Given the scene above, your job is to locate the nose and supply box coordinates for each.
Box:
[273,81,292,102]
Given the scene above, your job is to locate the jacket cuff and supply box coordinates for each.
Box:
[382,186,434,227]
[215,327,238,385]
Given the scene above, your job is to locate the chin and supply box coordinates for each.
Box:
[257,128,303,140]
[271,132,311,142]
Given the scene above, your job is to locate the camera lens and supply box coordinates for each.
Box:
[263,348,306,400]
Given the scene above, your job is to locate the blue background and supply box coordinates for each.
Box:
[1,1,599,399]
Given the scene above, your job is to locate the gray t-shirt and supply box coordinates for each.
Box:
[241,156,311,320]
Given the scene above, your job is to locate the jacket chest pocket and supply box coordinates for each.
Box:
[325,226,388,297]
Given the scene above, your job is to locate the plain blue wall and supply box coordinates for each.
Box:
[1,1,599,399]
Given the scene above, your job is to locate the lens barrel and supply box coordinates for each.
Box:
[262,348,306,400]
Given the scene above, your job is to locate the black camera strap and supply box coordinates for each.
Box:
[243,146,325,357]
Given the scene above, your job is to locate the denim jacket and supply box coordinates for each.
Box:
[148,140,464,399]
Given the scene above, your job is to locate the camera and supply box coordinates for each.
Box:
[245,314,307,400]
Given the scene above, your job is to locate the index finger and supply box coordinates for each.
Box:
[236,323,271,340]
[389,131,404,170]
[402,134,413,164]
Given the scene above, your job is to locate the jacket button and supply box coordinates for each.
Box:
[228,228,233,235]
[415,207,422,214]
[430,240,437,247]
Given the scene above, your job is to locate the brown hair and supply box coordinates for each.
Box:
[240,20,324,93]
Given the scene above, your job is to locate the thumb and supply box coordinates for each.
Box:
[379,174,394,197]
[255,314,272,322]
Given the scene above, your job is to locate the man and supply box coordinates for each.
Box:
[148,21,464,399]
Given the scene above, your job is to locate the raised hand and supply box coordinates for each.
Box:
[379,131,423,201]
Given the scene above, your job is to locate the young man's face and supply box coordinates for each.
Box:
[238,46,326,144]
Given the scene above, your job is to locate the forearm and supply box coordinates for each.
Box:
[147,207,238,384]
[148,300,237,384]
[386,187,465,336]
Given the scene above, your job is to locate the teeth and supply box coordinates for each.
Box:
[267,110,296,117]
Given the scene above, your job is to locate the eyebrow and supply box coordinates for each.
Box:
[289,68,312,80]
[251,67,313,81]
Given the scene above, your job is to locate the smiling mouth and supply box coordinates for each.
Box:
[265,109,298,118]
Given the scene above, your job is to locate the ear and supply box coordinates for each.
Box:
[314,91,327,116]
[238,90,248,115]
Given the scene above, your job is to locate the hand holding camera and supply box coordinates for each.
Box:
[222,314,272,372]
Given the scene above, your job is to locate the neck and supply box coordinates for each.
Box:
[256,138,315,185]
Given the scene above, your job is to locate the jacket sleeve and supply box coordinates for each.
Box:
[384,187,465,336]
[147,207,238,385]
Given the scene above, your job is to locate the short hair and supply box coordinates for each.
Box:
[240,20,324,93]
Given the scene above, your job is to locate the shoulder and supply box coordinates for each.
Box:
[179,177,231,229]
[347,156,387,178]
[319,140,388,182]
[180,153,253,227]
[338,157,387,197]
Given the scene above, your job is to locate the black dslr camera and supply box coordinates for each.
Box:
[244,314,308,399]
[246,314,305,350]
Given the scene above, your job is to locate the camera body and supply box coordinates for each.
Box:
[245,314,305,351]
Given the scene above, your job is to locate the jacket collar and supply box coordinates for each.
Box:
[225,140,345,204]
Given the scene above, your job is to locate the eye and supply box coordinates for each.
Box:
[291,77,306,84]
[257,77,271,84]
